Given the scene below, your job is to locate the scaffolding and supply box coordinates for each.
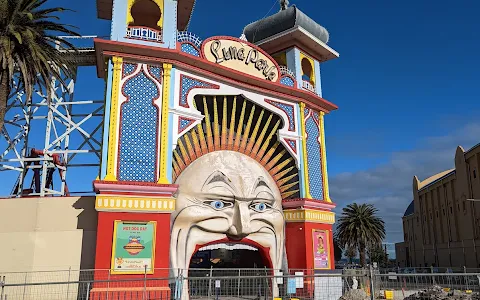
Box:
[0,36,103,198]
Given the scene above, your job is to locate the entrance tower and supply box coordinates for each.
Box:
[243,4,339,272]
[92,0,339,298]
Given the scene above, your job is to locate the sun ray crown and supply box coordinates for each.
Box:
[173,95,299,199]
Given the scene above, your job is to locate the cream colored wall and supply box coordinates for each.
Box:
[0,196,97,273]
[398,144,480,268]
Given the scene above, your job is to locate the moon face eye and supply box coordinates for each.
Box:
[212,200,224,209]
[251,202,271,212]
[204,200,232,210]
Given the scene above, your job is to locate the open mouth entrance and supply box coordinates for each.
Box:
[187,242,274,299]
[189,243,267,270]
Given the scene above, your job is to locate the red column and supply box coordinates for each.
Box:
[90,181,177,300]
[285,221,334,270]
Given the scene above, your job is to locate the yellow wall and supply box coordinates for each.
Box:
[126,0,164,28]
[397,144,480,268]
[272,52,287,66]
[300,52,315,85]
[0,196,97,272]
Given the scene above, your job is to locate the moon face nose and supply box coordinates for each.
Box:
[227,225,251,240]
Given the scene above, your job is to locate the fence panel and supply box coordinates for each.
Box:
[1,268,480,300]
[374,273,480,299]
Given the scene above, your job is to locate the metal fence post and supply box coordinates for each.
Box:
[430,265,435,285]
[369,266,375,300]
[237,269,240,297]
[107,270,110,300]
[22,272,27,300]
[85,281,91,300]
[208,266,213,298]
[143,265,147,300]
[66,266,71,298]
[1,276,5,300]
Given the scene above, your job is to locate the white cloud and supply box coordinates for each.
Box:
[329,122,480,245]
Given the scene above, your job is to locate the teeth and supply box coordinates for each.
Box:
[198,243,258,251]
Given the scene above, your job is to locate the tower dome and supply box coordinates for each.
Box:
[243,5,330,44]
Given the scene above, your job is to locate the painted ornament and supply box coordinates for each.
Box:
[123,236,145,255]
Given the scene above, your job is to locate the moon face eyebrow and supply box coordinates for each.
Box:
[202,171,236,193]
[250,177,275,202]
[208,173,231,185]
[254,179,271,190]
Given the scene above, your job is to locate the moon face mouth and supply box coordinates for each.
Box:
[188,238,272,271]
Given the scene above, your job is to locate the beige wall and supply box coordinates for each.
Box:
[397,144,480,268]
[0,196,97,273]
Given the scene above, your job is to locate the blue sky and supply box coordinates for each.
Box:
[1,0,480,255]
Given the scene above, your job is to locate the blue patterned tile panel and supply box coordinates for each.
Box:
[179,75,219,108]
[265,99,296,132]
[280,75,295,87]
[118,65,161,182]
[178,117,196,134]
[147,65,162,82]
[285,138,297,154]
[180,43,200,57]
[122,63,138,78]
[305,110,324,200]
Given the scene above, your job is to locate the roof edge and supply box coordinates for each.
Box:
[418,169,455,192]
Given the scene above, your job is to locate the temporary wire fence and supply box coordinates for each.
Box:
[1,268,479,300]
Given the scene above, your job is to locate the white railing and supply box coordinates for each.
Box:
[279,65,295,77]
[126,26,163,43]
[302,80,316,93]
[177,31,202,48]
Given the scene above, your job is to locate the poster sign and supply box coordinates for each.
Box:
[111,220,156,274]
[295,272,304,288]
[275,271,284,284]
[287,278,296,294]
[313,229,330,269]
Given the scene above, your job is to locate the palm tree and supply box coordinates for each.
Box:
[368,243,388,267]
[335,203,386,267]
[344,245,357,264]
[333,237,343,262]
[0,0,79,132]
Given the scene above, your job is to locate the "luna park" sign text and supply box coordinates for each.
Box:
[202,38,279,82]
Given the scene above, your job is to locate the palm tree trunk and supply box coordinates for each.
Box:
[0,70,9,133]
[359,243,366,267]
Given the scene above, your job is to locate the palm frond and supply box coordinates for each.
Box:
[0,0,79,106]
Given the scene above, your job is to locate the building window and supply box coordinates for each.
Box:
[450,207,453,214]
[474,169,477,179]
[443,209,445,216]
[127,0,163,43]
[130,0,162,30]
[436,211,439,218]
[301,58,314,83]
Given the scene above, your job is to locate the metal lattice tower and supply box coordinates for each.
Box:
[0,36,103,198]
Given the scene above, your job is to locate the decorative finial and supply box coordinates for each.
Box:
[280,0,289,10]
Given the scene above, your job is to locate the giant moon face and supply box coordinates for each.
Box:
[170,150,285,273]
